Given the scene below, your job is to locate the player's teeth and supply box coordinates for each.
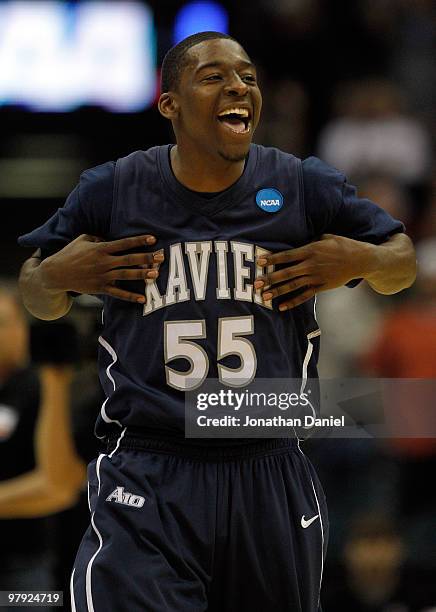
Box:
[219,108,249,117]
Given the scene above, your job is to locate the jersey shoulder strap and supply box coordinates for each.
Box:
[112,147,163,233]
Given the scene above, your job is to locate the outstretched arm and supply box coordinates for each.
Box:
[255,232,416,311]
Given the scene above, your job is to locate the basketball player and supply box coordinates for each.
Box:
[18,32,416,611]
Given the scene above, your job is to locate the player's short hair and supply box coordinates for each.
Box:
[161,31,239,93]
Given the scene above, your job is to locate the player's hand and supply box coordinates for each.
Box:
[38,233,164,303]
[254,234,373,311]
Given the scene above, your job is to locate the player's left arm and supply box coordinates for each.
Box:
[254,232,416,311]
[254,157,417,310]
[354,231,416,293]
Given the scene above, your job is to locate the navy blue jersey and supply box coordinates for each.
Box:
[18,144,403,442]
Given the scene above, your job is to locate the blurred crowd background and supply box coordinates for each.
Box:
[0,0,435,610]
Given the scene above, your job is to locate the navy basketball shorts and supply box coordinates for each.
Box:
[70,436,328,612]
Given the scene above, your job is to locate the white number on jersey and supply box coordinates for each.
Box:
[164,316,256,390]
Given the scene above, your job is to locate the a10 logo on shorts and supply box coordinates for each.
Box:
[106,486,146,508]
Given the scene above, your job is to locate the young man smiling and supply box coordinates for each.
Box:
[18,32,415,612]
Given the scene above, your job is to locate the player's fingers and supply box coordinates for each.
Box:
[106,268,159,281]
[103,285,146,304]
[261,277,311,300]
[111,251,163,268]
[139,248,165,269]
[254,263,309,288]
[256,244,312,266]
[103,234,157,253]
[278,286,319,311]
[77,234,104,243]
[25,249,42,269]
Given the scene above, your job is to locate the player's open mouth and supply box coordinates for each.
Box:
[217,107,251,135]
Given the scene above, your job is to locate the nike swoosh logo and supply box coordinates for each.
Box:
[301,514,319,528]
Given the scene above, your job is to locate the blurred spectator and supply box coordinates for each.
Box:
[386,0,436,125]
[257,0,322,39]
[317,284,384,377]
[316,173,412,376]
[338,514,405,610]
[317,79,432,185]
[357,173,431,241]
[0,282,85,597]
[366,239,436,374]
[358,176,411,227]
[255,78,309,156]
[322,514,435,611]
[363,238,436,429]
[361,239,436,518]
[414,172,436,240]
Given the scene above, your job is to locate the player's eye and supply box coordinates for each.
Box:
[203,74,222,82]
[241,74,257,83]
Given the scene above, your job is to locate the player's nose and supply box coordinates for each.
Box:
[224,72,249,96]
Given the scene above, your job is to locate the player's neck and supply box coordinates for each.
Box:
[170,145,246,193]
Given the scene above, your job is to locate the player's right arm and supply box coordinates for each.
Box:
[19,249,74,320]
[18,162,164,320]
[19,233,162,320]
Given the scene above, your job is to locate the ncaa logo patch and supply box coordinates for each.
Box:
[256,188,283,213]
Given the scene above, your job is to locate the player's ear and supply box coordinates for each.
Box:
[158,93,179,120]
